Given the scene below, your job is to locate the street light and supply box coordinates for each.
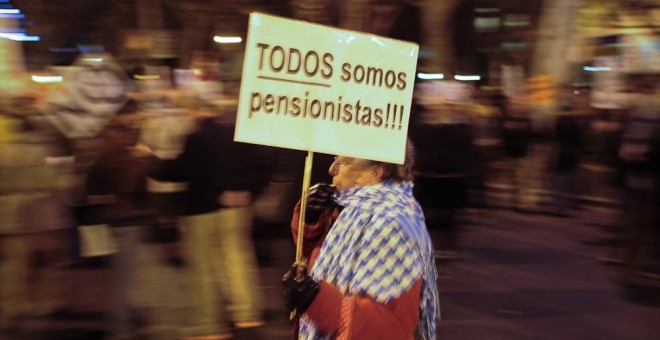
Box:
[31,75,63,83]
[454,75,481,81]
[583,66,611,72]
[418,73,444,80]
[213,36,242,44]
[0,32,40,41]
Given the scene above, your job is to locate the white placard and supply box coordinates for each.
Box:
[501,65,525,98]
[417,80,471,105]
[235,13,418,164]
[590,56,626,110]
[43,54,130,138]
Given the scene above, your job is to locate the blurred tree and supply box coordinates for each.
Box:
[418,0,462,75]
[530,0,580,114]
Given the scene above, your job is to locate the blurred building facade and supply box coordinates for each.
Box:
[6,0,660,92]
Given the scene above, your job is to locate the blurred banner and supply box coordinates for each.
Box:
[501,65,525,99]
[235,12,418,164]
[416,80,471,106]
[590,56,626,110]
[43,53,130,138]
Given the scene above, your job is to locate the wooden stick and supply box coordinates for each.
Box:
[295,150,314,261]
[291,150,314,319]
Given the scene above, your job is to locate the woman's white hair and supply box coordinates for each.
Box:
[366,139,416,182]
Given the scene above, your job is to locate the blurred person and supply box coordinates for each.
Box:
[282,141,440,339]
[0,100,73,329]
[616,79,660,289]
[551,108,585,216]
[591,109,624,167]
[252,149,333,266]
[137,104,197,257]
[501,98,532,210]
[151,110,267,340]
[410,106,474,260]
[466,90,503,210]
[83,116,180,340]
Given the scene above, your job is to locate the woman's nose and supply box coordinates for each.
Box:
[329,163,338,176]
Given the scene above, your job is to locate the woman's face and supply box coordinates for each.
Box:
[328,156,379,191]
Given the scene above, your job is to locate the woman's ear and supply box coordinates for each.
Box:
[371,165,385,183]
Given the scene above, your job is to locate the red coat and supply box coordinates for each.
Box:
[291,203,422,340]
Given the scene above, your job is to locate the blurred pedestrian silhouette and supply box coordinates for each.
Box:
[152,111,268,339]
[0,101,73,329]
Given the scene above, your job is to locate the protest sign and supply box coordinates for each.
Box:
[44,54,130,138]
[235,13,418,164]
[501,65,525,98]
[590,56,626,110]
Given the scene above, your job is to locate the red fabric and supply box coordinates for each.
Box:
[337,296,357,340]
[304,281,342,334]
[290,203,339,339]
[291,202,422,339]
[290,202,339,268]
[306,279,422,339]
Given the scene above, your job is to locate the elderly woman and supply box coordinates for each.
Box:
[283,142,440,340]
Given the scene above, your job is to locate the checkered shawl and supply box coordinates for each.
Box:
[299,180,439,339]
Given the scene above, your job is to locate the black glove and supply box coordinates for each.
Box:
[305,183,336,225]
[282,259,319,314]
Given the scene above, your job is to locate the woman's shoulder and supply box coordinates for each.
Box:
[365,210,418,239]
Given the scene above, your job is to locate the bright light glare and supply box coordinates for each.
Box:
[454,75,481,81]
[213,36,242,44]
[84,58,104,62]
[0,9,19,14]
[0,13,24,19]
[31,75,63,83]
[583,66,611,72]
[418,73,444,80]
[370,37,385,47]
[134,74,161,80]
[0,33,40,41]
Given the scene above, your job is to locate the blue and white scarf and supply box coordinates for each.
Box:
[299,180,440,339]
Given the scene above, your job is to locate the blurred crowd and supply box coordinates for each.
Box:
[1,63,659,339]
[0,76,297,338]
[410,74,660,290]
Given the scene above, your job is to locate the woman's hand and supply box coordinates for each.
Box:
[305,183,336,224]
[282,259,318,313]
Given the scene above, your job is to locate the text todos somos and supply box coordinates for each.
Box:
[249,43,411,130]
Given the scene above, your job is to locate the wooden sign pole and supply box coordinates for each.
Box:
[291,150,314,319]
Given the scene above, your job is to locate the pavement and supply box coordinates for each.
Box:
[2,205,659,340]
[437,207,660,340]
